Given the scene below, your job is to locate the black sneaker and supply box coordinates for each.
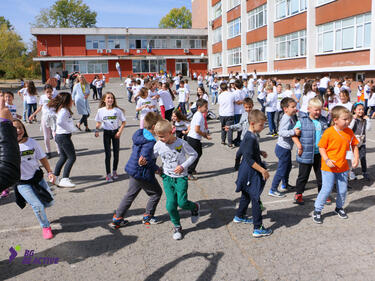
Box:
[335,208,348,219]
[173,226,183,240]
[312,211,323,224]
[191,203,200,223]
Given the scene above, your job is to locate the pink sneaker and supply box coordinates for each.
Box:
[42,227,53,239]
[112,171,119,180]
[1,189,9,198]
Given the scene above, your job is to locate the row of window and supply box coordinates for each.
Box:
[132,59,167,73]
[228,18,241,39]
[86,36,207,50]
[65,60,109,74]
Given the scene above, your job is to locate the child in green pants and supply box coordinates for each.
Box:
[154,120,200,240]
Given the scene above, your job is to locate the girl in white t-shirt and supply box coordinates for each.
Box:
[337,89,353,112]
[136,87,155,129]
[95,92,126,182]
[18,82,29,121]
[155,82,175,121]
[172,110,189,140]
[13,119,56,240]
[29,84,57,158]
[299,80,317,116]
[25,81,38,123]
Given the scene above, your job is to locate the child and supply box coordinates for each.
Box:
[269,98,299,198]
[264,85,277,136]
[94,76,104,100]
[172,110,189,140]
[95,92,126,182]
[364,80,371,115]
[218,83,235,147]
[29,84,56,159]
[4,91,21,120]
[17,81,28,121]
[349,102,371,181]
[110,112,163,229]
[324,86,339,112]
[337,89,352,112]
[13,119,56,239]
[226,97,254,143]
[357,80,365,102]
[48,92,79,188]
[187,99,212,180]
[154,120,200,240]
[211,77,219,105]
[234,109,272,237]
[299,80,317,117]
[177,81,188,115]
[367,86,375,118]
[233,80,245,145]
[292,98,329,205]
[25,81,38,123]
[313,106,359,223]
[136,87,155,129]
[157,82,175,121]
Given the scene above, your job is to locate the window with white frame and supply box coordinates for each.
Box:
[107,35,125,49]
[316,0,336,6]
[212,1,222,20]
[248,40,268,63]
[247,4,267,31]
[228,18,241,39]
[86,36,106,50]
[276,0,307,20]
[275,30,306,59]
[213,27,222,44]
[212,53,222,68]
[227,47,242,66]
[65,60,108,74]
[317,13,371,54]
[228,0,240,10]
[132,59,166,73]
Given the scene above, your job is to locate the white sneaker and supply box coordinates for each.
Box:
[58,178,76,188]
[349,171,357,180]
[173,226,183,240]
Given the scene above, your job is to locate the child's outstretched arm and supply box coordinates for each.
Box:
[29,106,43,121]
[175,141,198,174]
[292,136,303,156]
[94,121,101,137]
[352,145,359,168]
[115,121,126,139]
[39,157,56,183]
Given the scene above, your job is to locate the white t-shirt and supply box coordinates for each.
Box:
[327,95,340,111]
[25,90,37,104]
[19,138,46,180]
[248,78,255,91]
[218,91,235,116]
[187,111,205,140]
[177,88,188,103]
[367,93,375,106]
[295,83,301,96]
[6,103,17,119]
[148,90,159,111]
[174,120,189,132]
[364,85,371,99]
[158,90,175,111]
[241,72,248,80]
[56,108,76,134]
[52,88,58,98]
[257,79,265,92]
[265,92,277,112]
[336,102,353,111]
[234,89,244,115]
[136,97,154,119]
[95,107,126,130]
[276,92,286,112]
[125,78,132,88]
[174,76,180,86]
[39,94,52,118]
[211,82,219,92]
[95,80,103,89]
[319,77,330,89]
[208,76,214,86]
[300,91,316,113]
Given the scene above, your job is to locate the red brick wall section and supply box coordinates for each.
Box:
[315,50,370,68]
[274,58,306,71]
[212,67,222,74]
[274,12,307,37]
[316,0,371,25]
[246,26,267,44]
[212,42,222,54]
[227,65,242,73]
[212,16,222,29]
[212,0,220,6]
[189,62,208,77]
[227,36,241,50]
[62,35,86,56]
[227,5,241,22]
[166,59,176,76]
[247,62,267,72]
[37,35,61,57]
[247,0,267,12]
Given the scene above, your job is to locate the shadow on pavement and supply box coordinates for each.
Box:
[144,251,224,281]
[68,173,129,193]
[75,147,130,157]
[0,232,137,280]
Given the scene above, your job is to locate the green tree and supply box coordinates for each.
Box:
[159,6,192,29]
[33,0,97,28]
[0,16,13,30]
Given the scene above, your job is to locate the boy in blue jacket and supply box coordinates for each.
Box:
[110,112,163,228]
[235,109,272,237]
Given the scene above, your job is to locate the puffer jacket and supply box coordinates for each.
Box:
[125,129,159,182]
[0,121,20,191]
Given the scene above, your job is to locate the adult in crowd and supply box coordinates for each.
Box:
[72,75,91,132]
[0,92,20,193]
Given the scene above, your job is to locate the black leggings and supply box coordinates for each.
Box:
[187,137,202,175]
[165,108,174,121]
[79,114,88,127]
[104,129,120,175]
[55,134,76,178]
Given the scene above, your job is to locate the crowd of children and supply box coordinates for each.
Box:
[0,72,373,241]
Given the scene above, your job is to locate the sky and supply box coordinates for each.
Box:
[1,0,192,46]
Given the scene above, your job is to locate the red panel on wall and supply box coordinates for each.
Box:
[37,35,61,57]
[62,35,86,56]
[166,59,176,76]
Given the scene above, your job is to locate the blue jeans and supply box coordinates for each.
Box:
[314,170,348,212]
[178,102,187,115]
[212,91,218,104]
[22,100,27,121]
[27,103,37,120]
[258,98,265,113]
[270,145,292,191]
[17,179,54,228]
[267,111,276,134]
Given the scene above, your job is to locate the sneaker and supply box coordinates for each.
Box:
[312,211,323,224]
[106,175,113,183]
[294,193,304,205]
[233,216,253,224]
[173,226,183,240]
[109,215,129,229]
[266,132,273,136]
[335,208,348,219]
[363,173,370,181]
[58,178,76,188]
[253,226,272,237]
[112,171,119,180]
[349,171,357,180]
[279,185,287,192]
[272,133,278,137]
[188,174,197,181]
[42,227,53,239]
[0,189,10,198]
[142,215,161,225]
[268,190,286,198]
[325,196,332,205]
[191,203,200,224]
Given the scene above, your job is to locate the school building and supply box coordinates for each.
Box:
[193,0,375,83]
[31,27,208,82]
